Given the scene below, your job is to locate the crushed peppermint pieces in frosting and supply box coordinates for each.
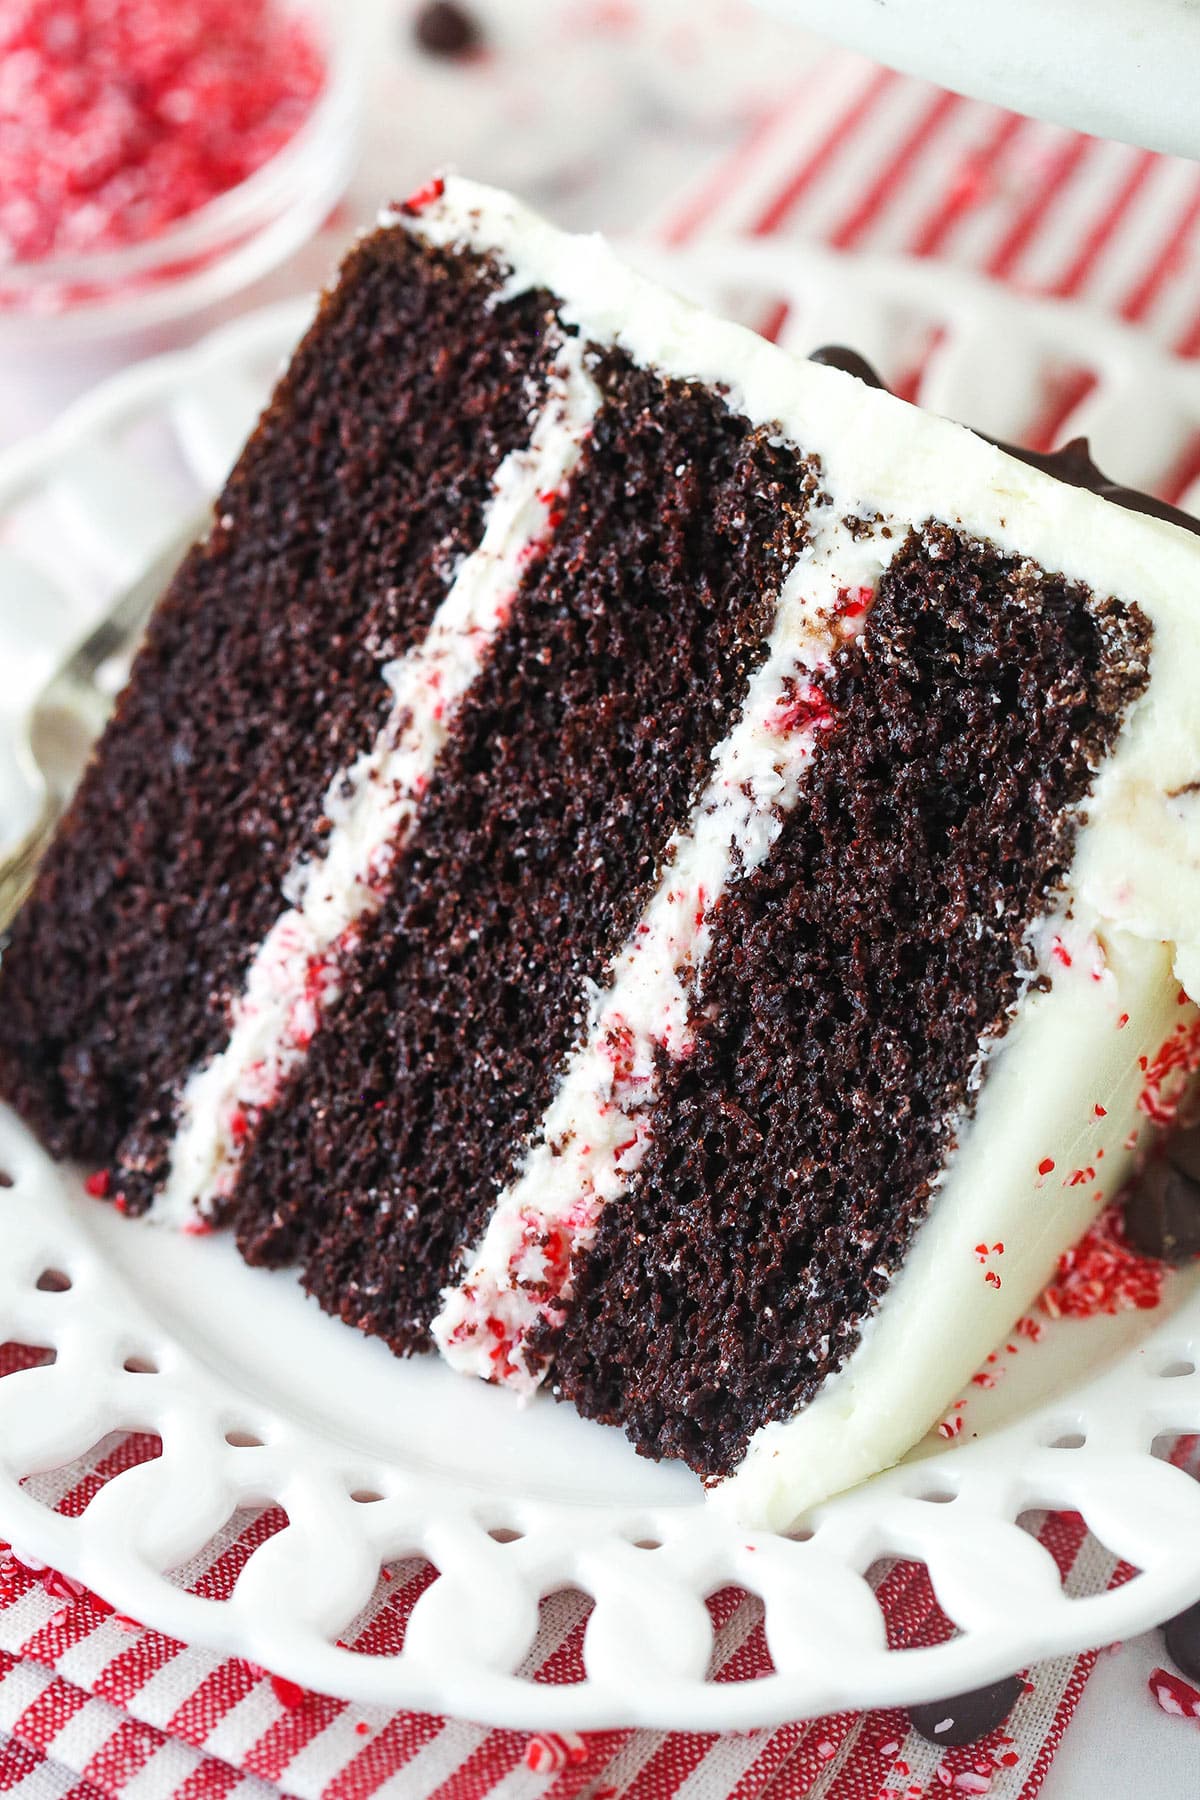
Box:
[1040,1202,1165,1320]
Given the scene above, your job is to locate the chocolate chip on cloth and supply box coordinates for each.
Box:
[1123,1130,1200,1265]
[413,1,482,57]
[1165,1596,1200,1684]
[907,1674,1024,1746]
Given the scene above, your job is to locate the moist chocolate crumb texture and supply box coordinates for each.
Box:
[4,178,1200,1529]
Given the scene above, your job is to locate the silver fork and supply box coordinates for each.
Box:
[0,515,206,937]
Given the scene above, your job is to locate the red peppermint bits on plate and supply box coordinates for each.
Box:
[1148,1666,1200,1720]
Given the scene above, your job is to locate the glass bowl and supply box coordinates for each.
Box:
[0,0,367,348]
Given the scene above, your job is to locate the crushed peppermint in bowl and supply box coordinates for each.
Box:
[0,0,363,338]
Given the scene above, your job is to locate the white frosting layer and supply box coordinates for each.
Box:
[431,532,883,1386]
[398,179,1200,1522]
[154,335,602,1225]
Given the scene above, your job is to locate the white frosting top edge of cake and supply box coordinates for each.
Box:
[394,175,1200,995]
[153,333,602,1226]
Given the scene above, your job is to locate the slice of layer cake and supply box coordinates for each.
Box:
[4,177,1200,1529]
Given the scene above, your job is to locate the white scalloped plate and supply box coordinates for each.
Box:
[2,240,1200,1730]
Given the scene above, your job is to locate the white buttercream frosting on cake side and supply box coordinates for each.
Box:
[154,333,602,1225]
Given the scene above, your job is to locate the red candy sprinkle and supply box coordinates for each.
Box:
[1148,1666,1200,1720]
[0,0,325,269]
[1038,1157,1055,1176]
[402,175,447,214]
[83,1169,110,1197]
[835,584,874,620]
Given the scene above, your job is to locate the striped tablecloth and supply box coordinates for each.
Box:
[5,30,1200,1800]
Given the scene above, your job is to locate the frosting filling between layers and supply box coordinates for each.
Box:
[432,526,885,1386]
[229,337,823,1351]
[154,333,602,1225]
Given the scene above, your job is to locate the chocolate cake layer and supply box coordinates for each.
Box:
[549,523,1151,1478]
[0,234,555,1193]
[232,350,820,1353]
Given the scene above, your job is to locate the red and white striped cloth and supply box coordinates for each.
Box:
[659,51,1200,364]
[2,1411,1195,1800]
[5,39,1200,1800]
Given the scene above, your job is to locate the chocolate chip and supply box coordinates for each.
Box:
[1123,1155,1200,1265]
[1165,1596,1200,1684]
[413,1,481,57]
[0,1168,12,1187]
[907,1675,1024,1746]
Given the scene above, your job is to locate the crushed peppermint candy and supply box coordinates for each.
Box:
[1039,1201,1165,1320]
[1148,1666,1200,1720]
[0,0,324,269]
[1137,1017,1200,1126]
[523,1730,587,1773]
